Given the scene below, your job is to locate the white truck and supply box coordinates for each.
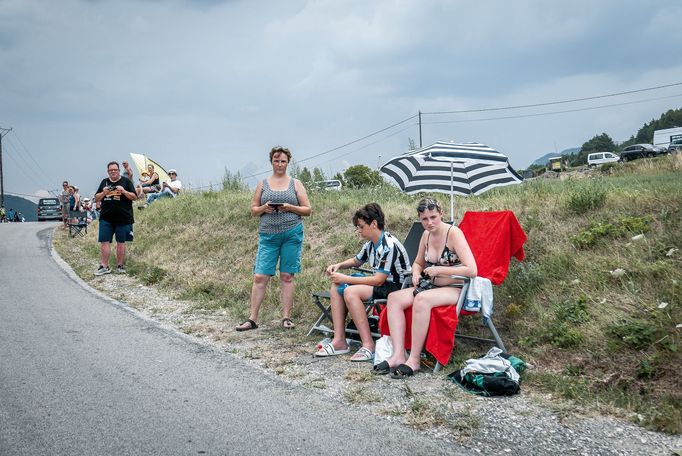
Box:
[653,127,682,148]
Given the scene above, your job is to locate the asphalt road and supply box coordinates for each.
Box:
[0,223,467,456]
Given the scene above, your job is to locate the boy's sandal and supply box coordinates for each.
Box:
[390,363,415,379]
[282,318,295,329]
[350,347,375,362]
[314,342,350,357]
[235,319,258,332]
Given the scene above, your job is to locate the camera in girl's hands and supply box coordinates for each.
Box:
[413,271,436,296]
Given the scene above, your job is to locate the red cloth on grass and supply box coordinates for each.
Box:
[379,210,527,366]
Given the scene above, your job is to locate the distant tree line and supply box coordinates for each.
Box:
[523,106,682,173]
[290,164,385,189]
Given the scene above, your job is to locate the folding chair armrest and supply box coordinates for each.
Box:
[350,267,373,275]
[446,274,471,282]
[428,274,471,314]
[429,274,470,286]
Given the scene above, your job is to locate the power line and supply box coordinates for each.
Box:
[422,93,682,125]
[191,121,420,191]
[422,81,682,115]
[306,122,417,169]
[240,113,419,180]
[197,81,682,190]
[9,131,55,185]
[3,139,46,190]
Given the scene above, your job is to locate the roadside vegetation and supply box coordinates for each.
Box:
[54,153,682,434]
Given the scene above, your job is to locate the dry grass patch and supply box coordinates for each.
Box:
[343,384,381,405]
[344,369,376,383]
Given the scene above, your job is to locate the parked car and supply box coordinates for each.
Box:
[652,145,669,156]
[668,138,682,153]
[315,179,343,191]
[587,152,619,168]
[37,197,63,221]
[619,144,656,162]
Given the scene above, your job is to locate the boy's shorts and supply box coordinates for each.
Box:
[338,278,401,299]
[254,223,304,275]
[98,219,134,243]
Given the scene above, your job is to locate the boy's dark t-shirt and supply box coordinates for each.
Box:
[96,176,136,225]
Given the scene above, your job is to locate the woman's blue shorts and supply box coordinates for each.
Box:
[254,223,304,276]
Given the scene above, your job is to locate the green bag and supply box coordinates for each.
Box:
[448,351,526,397]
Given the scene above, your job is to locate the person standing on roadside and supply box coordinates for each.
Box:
[60,181,70,229]
[122,160,144,198]
[235,146,311,331]
[94,161,137,276]
[122,160,134,180]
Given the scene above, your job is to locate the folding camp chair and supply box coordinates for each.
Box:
[307,222,423,341]
[68,210,88,237]
[378,210,527,371]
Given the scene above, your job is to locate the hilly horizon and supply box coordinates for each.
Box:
[531,147,581,167]
[2,195,38,222]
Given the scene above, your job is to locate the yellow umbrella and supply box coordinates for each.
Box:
[129,153,171,186]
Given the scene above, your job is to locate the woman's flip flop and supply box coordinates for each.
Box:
[235,319,258,332]
[372,360,393,375]
[390,363,415,379]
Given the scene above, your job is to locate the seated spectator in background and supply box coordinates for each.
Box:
[140,169,181,208]
[82,198,97,223]
[314,203,411,362]
[139,164,160,194]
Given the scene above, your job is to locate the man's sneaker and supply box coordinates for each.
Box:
[116,265,126,274]
[95,265,111,276]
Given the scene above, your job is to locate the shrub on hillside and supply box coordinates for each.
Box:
[570,216,653,248]
[566,183,607,214]
[607,319,661,350]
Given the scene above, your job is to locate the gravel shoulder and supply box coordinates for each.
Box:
[53,241,681,456]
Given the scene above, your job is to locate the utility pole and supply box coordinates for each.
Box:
[418,111,423,148]
[0,127,12,209]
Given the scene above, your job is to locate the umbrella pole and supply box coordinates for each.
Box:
[450,162,455,222]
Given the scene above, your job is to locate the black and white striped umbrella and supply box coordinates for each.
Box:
[380,141,523,219]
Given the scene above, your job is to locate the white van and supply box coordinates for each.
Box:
[587,152,619,168]
[653,127,682,149]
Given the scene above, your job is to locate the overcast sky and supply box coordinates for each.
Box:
[2,0,681,200]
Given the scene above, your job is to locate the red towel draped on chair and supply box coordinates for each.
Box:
[379,210,526,366]
[459,211,526,285]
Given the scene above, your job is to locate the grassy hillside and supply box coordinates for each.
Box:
[55,154,682,433]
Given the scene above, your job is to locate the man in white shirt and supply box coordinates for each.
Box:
[141,169,182,208]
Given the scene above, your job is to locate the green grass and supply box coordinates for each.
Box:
[54,153,682,434]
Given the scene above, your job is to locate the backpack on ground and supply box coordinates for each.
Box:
[447,347,526,397]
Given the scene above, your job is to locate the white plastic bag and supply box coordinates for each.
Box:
[373,335,393,366]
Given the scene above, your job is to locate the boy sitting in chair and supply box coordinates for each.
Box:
[315,203,411,362]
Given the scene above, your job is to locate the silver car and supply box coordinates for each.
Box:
[667,139,682,153]
[37,198,63,221]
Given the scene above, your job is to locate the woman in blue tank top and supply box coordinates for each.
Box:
[236,146,312,332]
